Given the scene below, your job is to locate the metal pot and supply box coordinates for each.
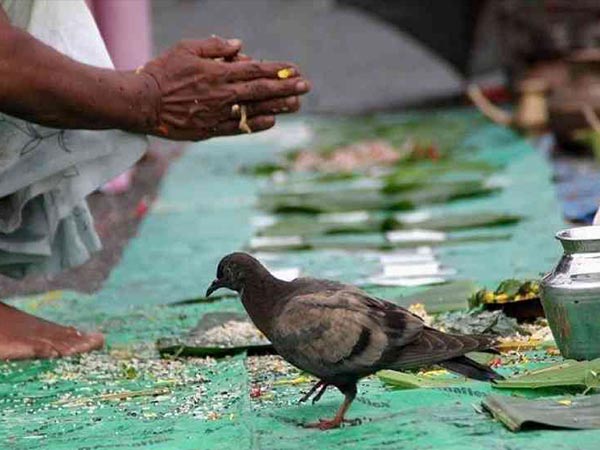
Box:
[541,226,600,360]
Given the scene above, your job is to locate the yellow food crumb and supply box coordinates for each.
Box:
[494,293,509,303]
[206,411,221,421]
[273,375,313,386]
[239,105,251,134]
[277,68,295,79]
[557,399,572,406]
[482,291,495,303]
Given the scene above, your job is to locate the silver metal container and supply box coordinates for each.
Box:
[541,226,600,360]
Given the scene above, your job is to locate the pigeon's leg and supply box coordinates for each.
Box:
[299,380,325,403]
[304,384,357,431]
[311,383,329,404]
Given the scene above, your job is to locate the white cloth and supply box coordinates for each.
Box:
[0,0,147,277]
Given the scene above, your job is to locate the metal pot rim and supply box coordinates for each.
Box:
[556,226,600,241]
[556,226,600,253]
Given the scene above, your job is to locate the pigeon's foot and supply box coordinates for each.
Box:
[0,302,104,360]
[304,390,356,431]
[304,417,352,430]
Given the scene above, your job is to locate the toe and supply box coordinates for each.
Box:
[60,331,105,356]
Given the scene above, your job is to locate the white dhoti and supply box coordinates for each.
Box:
[0,0,147,277]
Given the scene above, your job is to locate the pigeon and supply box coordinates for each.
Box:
[206,252,503,430]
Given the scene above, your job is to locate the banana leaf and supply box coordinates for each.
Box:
[256,212,520,237]
[382,161,496,194]
[482,394,600,431]
[259,181,499,214]
[393,280,478,313]
[302,113,483,156]
[247,231,512,252]
[493,359,600,390]
[157,312,273,358]
[377,370,464,389]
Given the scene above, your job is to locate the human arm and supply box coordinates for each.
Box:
[0,7,309,140]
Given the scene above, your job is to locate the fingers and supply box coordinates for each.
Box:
[243,96,301,117]
[155,115,276,141]
[183,36,242,59]
[233,53,252,62]
[224,61,300,82]
[233,78,310,102]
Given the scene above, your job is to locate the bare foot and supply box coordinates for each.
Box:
[0,302,104,360]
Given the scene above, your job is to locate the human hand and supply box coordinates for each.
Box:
[137,37,309,141]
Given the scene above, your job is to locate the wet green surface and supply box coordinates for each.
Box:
[3,111,598,449]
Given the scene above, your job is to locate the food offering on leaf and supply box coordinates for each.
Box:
[292,140,401,173]
[470,280,543,321]
[157,312,272,358]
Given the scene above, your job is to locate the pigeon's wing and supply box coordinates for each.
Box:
[379,327,494,371]
[271,288,425,380]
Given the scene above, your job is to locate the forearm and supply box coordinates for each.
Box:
[0,23,158,133]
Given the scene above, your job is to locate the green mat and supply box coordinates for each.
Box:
[4,110,595,450]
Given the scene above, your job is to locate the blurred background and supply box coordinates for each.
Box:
[100,0,600,115]
[5,0,600,295]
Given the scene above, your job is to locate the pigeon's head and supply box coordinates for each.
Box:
[205,252,266,296]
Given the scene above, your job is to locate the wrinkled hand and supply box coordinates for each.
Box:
[138,37,309,141]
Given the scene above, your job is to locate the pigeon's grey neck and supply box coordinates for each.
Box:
[240,272,289,336]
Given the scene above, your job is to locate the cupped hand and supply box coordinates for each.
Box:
[138,37,309,141]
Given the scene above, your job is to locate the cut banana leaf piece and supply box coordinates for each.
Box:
[377,370,464,389]
[259,181,499,214]
[248,231,511,252]
[493,359,600,390]
[157,312,273,358]
[256,211,520,238]
[394,280,478,313]
[483,394,600,431]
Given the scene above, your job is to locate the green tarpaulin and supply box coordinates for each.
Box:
[4,110,597,450]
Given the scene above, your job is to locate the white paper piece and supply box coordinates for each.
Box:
[485,175,508,189]
[318,211,370,223]
[352,178,383,189]
[249,235,304,249]
[385,230,447,243]
[379,247,435,264]
[250,215,277,229]
[367,275,447,287]
[270,267,301,281]
[250,252,281,262]
[395,210,433,224]
[381,263,455,277]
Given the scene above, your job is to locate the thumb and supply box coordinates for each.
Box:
[188,36,242,59]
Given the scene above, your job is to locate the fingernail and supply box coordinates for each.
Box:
[295,81,309,93]
[286,96,298,107]
[227,38,242,47]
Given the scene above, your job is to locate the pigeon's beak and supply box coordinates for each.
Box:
[206,279,224,297]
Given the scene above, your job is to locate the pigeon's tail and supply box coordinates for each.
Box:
[439,355,504,382]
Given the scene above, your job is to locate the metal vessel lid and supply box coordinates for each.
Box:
[556,226,600,253]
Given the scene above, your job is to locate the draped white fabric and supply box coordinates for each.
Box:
[0,0,147,277]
